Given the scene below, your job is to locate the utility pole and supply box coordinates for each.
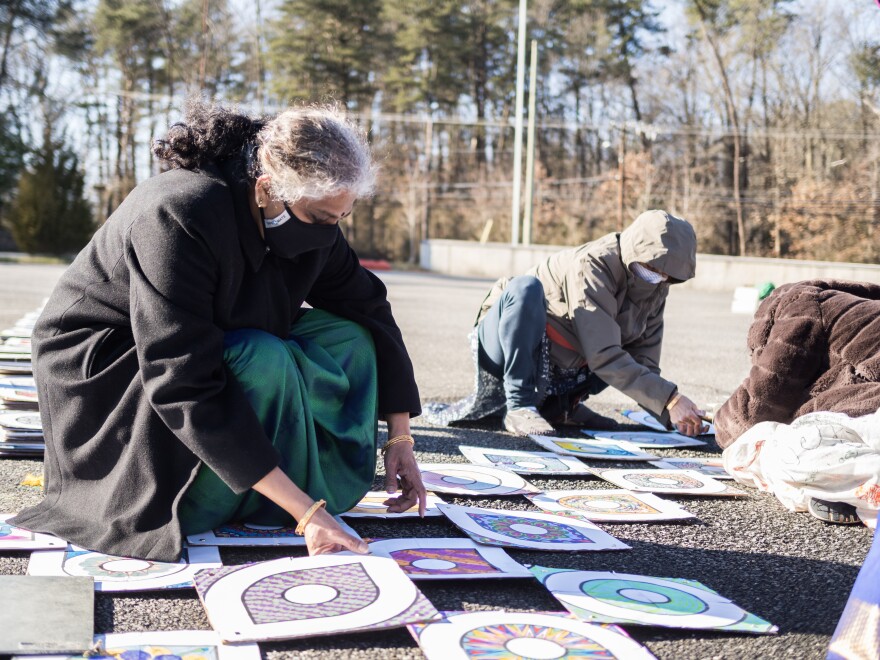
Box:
[523,39,538,246]
[510,0,527,245]
[617,126,626,231]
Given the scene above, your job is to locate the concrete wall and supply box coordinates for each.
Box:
[420,239,880,291]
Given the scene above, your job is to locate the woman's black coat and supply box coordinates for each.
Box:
[11,160,420,561]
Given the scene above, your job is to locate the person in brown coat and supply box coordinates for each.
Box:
[423,210,707,437]
[716,279,880,446]
[715,279,880,522]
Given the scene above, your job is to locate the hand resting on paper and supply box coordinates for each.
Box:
[383,438,428,517]
[303,507,369,555]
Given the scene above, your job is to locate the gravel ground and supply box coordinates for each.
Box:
[0,263,873,659]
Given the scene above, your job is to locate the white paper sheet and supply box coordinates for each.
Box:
[0,514,65,550]
[458,445,591,475]
[0,412,41,431]
[27,545,222,592]
[529,435,659,461]
[368,537,532,580]
[341,491,444,517]
[14,630,261,660]
[620,409,716,435]
[648,457,733,479]
[531,566,777,634]
[186,516,360,546]
[195,554,441,642]
[408,610,657,659]
[594,469,746,497]
[418,463,540,496]
[437,503,629,552]
[584,430,707,449]
[526,489,696,522]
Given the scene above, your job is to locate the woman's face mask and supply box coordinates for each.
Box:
[631,262,668,285]
[261,204,339,259]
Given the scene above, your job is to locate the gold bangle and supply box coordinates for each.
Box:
[294,499,326,535]
[382,434,415,455]
[666,392,683,411]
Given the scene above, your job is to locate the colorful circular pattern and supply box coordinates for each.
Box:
[63,552,187,582]
[467,512,592,544]
[421,468,501,491]
[460,623,615,658]
[579,578,709,616]
[558,494,655,515]
[556,442,634,457]
[623,473,705,490]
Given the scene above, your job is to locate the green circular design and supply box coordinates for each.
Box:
[580,578,709,616]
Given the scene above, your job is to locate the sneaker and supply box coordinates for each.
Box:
[559,404,618,430]
[808,498,861,525]
[503,407,555,436]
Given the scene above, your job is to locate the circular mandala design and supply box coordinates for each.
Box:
[460,623,614,658]
[624,473,704,489]
[421,468,503,491]
[579,578,709,616]
[468,512,590,543]
[63,553,186,581]
[558,494,649,514]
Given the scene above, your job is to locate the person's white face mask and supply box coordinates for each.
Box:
[631,262,668,284]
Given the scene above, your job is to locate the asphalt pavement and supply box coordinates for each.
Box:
[0,262,873,659]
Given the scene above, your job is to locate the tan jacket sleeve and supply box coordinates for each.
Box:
[627,300,664,374]
[565,259,676,416]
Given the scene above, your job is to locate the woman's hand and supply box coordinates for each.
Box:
[303,507,369,556]
[382,442,428,517]
[669,394,708,437]
[252,466,367,556]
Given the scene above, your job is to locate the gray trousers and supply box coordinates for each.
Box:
[477,276,546,409]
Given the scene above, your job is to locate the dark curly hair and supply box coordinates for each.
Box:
[151,98,268,172]
[152,98,376,203]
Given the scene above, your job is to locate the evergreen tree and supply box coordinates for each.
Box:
[380,0,469,114]
[4,131,94,255]
[268,0,387,109]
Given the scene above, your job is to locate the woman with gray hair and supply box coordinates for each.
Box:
[11,101,426,561]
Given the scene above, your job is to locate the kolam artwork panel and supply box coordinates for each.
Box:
[531,566,778,634]
[13,630,261,660]
[0,411,41,431]
[594,469,747,497]
[408,610,657,660]
[584,430,707,449]
[194,554,441,643]
[0,514,65,550]
[368,538,532,580]
[341,491,444,518]
[458,445,591,475]
[525,490,697,523]
[648,457,733,480]
[437,503,630,552]
[27,545,222,592]
[417,463,540,496]
[619,408,717,436]
[186,516,360,547]
[529,435,659,461]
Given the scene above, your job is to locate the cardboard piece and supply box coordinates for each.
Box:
[0,576,93,654]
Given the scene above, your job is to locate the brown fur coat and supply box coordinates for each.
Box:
[715,280,880,448]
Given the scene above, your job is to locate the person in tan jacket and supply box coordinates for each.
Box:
[423,210,706,437]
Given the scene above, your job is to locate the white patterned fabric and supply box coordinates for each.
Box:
[722,410,880,528]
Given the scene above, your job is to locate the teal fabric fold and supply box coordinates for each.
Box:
[178,309,378,535]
